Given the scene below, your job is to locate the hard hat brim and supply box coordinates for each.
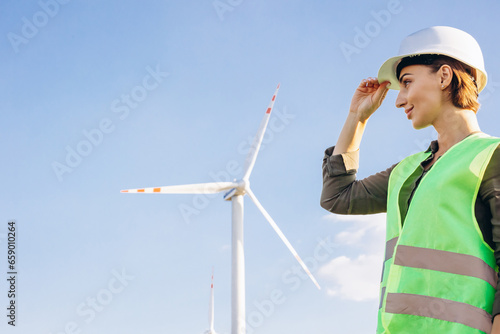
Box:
[377,52,487,93]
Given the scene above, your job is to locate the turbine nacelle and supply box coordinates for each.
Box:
[223,179,249,201]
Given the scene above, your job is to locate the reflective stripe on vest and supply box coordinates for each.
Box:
[378,237,398,309]
[377,133,500,334]
[395,245,497,288]
[385,237,399,263]
[385,293,492,334]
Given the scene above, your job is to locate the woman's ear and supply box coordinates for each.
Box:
[439,65,453,89]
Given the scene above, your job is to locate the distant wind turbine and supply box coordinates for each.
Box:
[121,84,321,334]
[204,268,217,334]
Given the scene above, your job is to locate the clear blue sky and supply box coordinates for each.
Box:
[1,1,500,333]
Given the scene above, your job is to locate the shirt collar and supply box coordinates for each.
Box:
[425,140,439,154]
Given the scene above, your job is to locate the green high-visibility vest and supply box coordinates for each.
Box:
[377,133,500,334]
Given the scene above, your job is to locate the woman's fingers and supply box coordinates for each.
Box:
[374,84,390,108]
[359,77,380,89]
[370,80,390,108]
[373,80,391,100]
[350,77,391,121]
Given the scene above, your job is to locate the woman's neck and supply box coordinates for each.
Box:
[433,106,481,152]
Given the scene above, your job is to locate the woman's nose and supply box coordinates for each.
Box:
[395,91,406,109]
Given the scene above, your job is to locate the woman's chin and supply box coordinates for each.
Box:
[412,120,431,130]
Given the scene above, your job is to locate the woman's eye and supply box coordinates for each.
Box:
[403,80,411,87]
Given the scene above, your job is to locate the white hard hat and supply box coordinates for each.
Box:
[378,26,487,92]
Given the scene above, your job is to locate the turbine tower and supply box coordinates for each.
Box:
[121,84,320,334]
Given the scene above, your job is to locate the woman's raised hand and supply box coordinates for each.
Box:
[332,78,391,155]
[349,78,391,122]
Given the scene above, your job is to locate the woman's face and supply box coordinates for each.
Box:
[395,64,444,129]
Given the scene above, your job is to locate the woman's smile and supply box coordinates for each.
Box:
[405,106,413,119]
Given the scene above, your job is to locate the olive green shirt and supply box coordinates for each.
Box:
[320,141,500,317]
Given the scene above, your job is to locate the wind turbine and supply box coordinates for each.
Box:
[121,84,321,334]
[204,268,217,334]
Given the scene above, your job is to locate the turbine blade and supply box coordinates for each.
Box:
[246,187,321,290]
[121,182,238,194]
[242,84,280,180]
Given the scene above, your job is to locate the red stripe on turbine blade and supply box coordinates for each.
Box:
[266,107,272,114]
[272,95,276,101]
[138,189,145,193]
[153,188,161,192]
[121,190,128,193]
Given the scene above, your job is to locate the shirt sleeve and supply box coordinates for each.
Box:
[320,146,397,215]
[479,145,500,319]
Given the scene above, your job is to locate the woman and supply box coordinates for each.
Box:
[320,26,500,333]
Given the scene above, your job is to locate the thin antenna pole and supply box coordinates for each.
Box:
[209,267,215,332]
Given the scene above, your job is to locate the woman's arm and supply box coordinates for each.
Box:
[320,77,392,214]
[332,77,390,155]
[320,147,396,214]
[493,315,500,334]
